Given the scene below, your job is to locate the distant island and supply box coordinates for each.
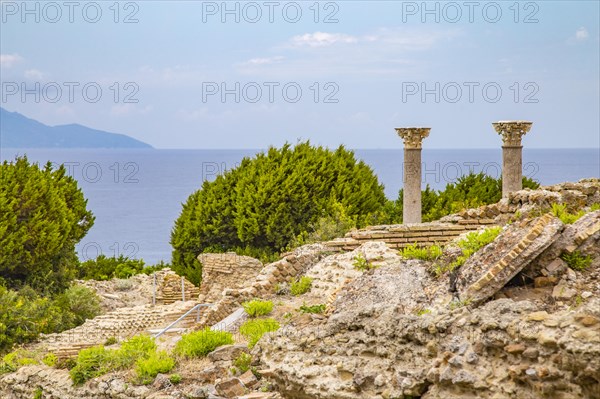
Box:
[0,107,153,149]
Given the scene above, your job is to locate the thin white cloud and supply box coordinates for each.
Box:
[290,32,359,48]
[286,28,458,50]
[24,69,44,80]
[240,56,285,66]
[575,27,589,41]
[0,53,23,68]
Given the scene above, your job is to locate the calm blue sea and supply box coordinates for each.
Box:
[1,148,598,264]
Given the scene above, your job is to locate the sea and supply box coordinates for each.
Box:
[1,148,598,265]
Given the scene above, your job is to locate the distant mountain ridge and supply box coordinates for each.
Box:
[0,108,152,148]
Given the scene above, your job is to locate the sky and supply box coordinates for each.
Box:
[1,0,599,149]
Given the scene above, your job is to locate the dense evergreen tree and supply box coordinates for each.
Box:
[170,142,386,284]
[0,156,94,294]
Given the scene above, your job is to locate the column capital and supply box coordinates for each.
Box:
[492,121,532,147]
[395,127,431,149]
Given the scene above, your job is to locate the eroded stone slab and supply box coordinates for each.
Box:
[457,214,563,304]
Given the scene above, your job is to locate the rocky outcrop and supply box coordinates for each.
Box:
[457,214,563,304]
[257,272,600,399]
[256,209,600,399]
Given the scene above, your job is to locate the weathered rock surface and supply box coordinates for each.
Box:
[258,278,600,399]
[457,214,563,304]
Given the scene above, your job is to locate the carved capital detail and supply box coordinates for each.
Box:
[492,121,532,147]
[395,127,431,149]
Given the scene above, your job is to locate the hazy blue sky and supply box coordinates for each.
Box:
[1,1,599,149]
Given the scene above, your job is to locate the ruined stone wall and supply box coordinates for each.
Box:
[34,301,200,359]
[443,179,600,224]
[197,253,263,303]
[323,220,496,252]
[197,245,328,328]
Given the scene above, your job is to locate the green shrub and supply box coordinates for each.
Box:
[242,300,274,317]
[0,349,39,374]
[239,318,280,348]
[135,350,175,385]
[299,303,326,314]
[0,285,99,353]
[53,285,101,328]
[114,335,156,368]
[352,253,375,271]
[289,276,313,296]
[69,334,160,384]
[42,353,58,367]
[78,255,145,281]
[174,328,234,358]
[386,173,539,224]
[33,387,43,399]
[104,337,118,346]
[590,203,600,212]
[434,227,502,277]
[69,345,113,385]
[402,243,443,261]
[0,157,94,294]
[551,203,585,224]
[561,251,592,271]
[232,352,252,374]
[171,142,387,284]
[169,373,182,384]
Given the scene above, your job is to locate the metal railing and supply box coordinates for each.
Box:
[152,303,212,339]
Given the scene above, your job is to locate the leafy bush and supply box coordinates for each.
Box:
[42,352,58,367]
[299,303,326,314]
[174,328,234,358]
[551,203,585,224]
[451,227,501,269]
[561,251,592,271]
[0,156,94,294]
[433,227,502,277]
[53,285,102,327]
[169,373,182,384]
[171,142,387,284]
[0,284,101,353]
[289,276,313,296]
[239,318,280,348]
[114,334,156,368]
[69,345,113,385]
[0,349,39,374]
[69,334,161,384]
[78,255,144,280]
[242,300,274,317]
[402,243,443,261]
[135,350,175,385]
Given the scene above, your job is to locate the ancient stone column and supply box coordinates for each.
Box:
[395,127,430,224]
[492,121,533,198]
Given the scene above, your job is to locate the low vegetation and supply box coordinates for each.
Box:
[561,251,592,271]
[432,227,502,277]
[78,255,169,281]
[551,203,585,224]
[401,243,443,261]
[232,352,253,374]
[69,334,168,385]
[290,276,313,296]
[239,318,280,348]
[242,299,274,317]
[174,328,234,358]
[299,303,326,314]
[352,252,375,271]
[0,285,101,353]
